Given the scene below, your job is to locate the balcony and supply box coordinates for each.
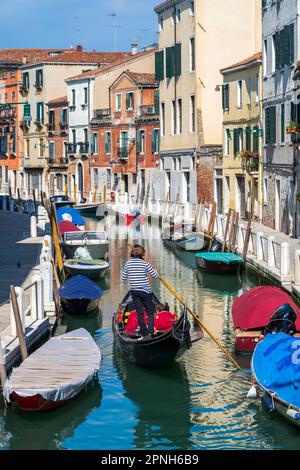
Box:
[241,153,259,174]
[92,108,111,124]
[67,143,77,154]
[79,142,89,154]
[0,108,16,124]
[137,104,159,117]
[20,118,30,131]
[34,82,43,91]
[19,84,29,95]
[34,119,43,129]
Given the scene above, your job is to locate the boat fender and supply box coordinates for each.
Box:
[286,408,300,420]
[261,393,275,413]
[247,385,258,399]
[116,309,123,323]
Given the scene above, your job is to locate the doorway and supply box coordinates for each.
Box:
[236,175,246,218]
[77,162,84,199]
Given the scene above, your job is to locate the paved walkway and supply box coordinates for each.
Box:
[0,210,43,332]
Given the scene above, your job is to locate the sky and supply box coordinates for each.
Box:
[0,0,160,52]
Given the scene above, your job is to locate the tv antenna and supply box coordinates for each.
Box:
[138,28,149,48]
[106,13,122,51]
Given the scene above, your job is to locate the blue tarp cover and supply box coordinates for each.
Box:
[194,252,244,264]
[57,207,85,226]
[59,275,103,300]
[252,333,300,409]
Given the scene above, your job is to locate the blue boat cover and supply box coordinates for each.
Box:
[194,252,244,264]
[59,275,102,300]
[252,333,300,409]
[57,207,85,226]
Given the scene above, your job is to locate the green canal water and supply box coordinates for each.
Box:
[1,216,300,450]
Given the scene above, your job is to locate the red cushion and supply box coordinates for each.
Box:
[124,310,175,334]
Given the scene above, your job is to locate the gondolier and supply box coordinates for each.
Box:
[121,244,158,339]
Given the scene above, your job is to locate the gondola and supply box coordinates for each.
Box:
[195,252,244,274]
[59,275,103,315]
[112,291,202,368]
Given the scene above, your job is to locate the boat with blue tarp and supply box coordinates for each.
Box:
[56,207,85,228]
[59,275,103,314]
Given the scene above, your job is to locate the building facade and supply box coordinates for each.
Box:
[262,0,297,235]
[154,0,262,205]
[90,71,160,199]
[220,53,263,220]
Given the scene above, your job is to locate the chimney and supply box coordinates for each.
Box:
[131,43,138,55]
[22,56,27,64]
[76,45,83,52]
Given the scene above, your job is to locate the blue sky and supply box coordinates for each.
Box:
[0,0,160,51]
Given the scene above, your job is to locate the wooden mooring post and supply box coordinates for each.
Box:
[10,286,28,361]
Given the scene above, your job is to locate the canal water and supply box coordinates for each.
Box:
[1,216,300,450]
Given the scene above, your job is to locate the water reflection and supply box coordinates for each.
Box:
[113,348,192,450]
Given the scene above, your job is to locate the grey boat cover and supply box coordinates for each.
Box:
[3,328,101,403]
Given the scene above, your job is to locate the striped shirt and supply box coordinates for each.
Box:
[121,257,158,293]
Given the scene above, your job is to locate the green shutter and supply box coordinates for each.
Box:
[166,46,175,78]
[289,23,295,64]
[281,103,285,143]
[245,127,251,151]
[154,89,160,114]
[270,106,276,144]
[155,51,164,81]
[137,130,141,153]
[274,32,280,70]
[253,126,259,153]
[175,43,181,76]
[233,128,239,155]
[222,84,229,110]
[279,29,285,67]
[265,108,270,144]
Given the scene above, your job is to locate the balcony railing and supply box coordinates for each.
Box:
[93,108,111,120]
[117,147,129,160]
[137,104,159,117]
[0,108,17,123]
[67,143,77,154]
[79,142,89,154]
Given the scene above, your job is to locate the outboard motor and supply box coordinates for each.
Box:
[264,303,297,336]
[210,240,222,253]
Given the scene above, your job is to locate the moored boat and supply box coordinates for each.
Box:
[64,259,109,279]
[195,252,244,274]
[3,328,101,412]
[112,291,202,368]
[232,286,300,353]
[56,206,85,229]
[59,220,81,237]
[61,231,110,260]
[49,195,75,210]
[75,202,105,219]
[59,275,103,315]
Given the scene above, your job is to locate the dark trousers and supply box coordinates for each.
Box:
[131,290,155,336]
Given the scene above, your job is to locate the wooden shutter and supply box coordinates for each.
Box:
[175,43,181,76]
[166,46,175,78]
[155,51,164,81]
[246,127,251,151]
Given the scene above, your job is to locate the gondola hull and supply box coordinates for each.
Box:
[60,297,100,315]
[195,256,241,274]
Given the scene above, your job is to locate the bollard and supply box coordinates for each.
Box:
[40,260,53,307]
[294,250,300,285]
[256,232,264,261]
[10,286,25,337]
[43,235,52,254]
[267,236,276,268]
[30,215,37,237]
[280,242,290,276]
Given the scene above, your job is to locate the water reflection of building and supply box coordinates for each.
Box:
[114,349,192,449]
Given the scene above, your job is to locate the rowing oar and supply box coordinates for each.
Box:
[158,276,241,371]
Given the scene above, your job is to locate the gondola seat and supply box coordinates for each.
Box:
[124,310,176,335]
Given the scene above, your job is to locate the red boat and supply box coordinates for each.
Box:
[232,286,300,352]
[4,329,101,412]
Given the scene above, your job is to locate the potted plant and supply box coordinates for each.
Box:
[296,193,300,203]
[286,121,297,134]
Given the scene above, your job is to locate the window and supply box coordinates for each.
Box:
[56,174,63,191]
[11,127,16,154]
[12,92,15,103]
[71,89,76,106]
[190,1,194,15]
[263,177,268,204]
[36,102,44,124]
[35,69,43,88]
[238,128,243,151]
[116,93,122,111]
[26,139,30,158]
[190,37,195,72]
[39,138,44,157]
[176,6,181,22]
[83,87,88,105]
[49,110,55,130]
[272,35,276,73]
[233,128,243,154]
[161,102,165,136]
[159,16,164,31]
[274,23,295,69]
[137,130,145,154]
[84,128,88,143]
[60,108,67,127]
[155,50,164,81]
[166,43,181,78]
[72,129,76,143]
[222,84,230,111]
[237,80,243,107]
[190,95,195,133]
[63,141,68,158]
[225,129,231,156]
[265,106,276,144]
[263,39,268,76]
[92,133,98,154]
[255,74,259,103]
[105,132,111,154]
[152,129,160,153]
[120,131,128,157]
[253,126,259,153]
[246,127,251,151]
[172,100,177,134]
[281,103,285,143]
[49,142,55,162]
[177,98,182,134]
[4,93,7,103]
[247,78,251,105]
[22,72,29,90]
[126,92,134,110]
